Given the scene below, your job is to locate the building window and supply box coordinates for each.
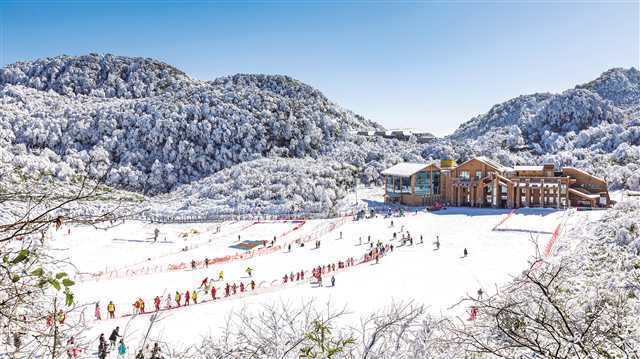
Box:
[432,171,441,194]
[415,172,430,194]
[401,177,411,193]
[460,171,470,180]
[475,171,482,180]
[386,176,394,192]
[394,176,401,192]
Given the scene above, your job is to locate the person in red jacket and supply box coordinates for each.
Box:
[240,282,245,292]
[211,286,217,300]
[154,296,161,311]
[185,290,190,305]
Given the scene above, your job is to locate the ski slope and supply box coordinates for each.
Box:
[47,205,589,355]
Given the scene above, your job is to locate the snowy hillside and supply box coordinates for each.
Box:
[445,68,640,191]
[0,54,380,195]
[2,55,639,217]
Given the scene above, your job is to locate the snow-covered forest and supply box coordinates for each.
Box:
[1,54,639,214]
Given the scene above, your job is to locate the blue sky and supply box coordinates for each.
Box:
[1,1,638,135]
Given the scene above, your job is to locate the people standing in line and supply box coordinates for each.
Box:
[175,291,182,307]
[94,302,101,320]
[154,296,161,311]
[185,290,191,305]
[331,275,335,287]
[192,289,198,304]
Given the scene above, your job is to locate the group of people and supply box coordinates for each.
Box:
[96,326,163,358]
[97,327,127,359]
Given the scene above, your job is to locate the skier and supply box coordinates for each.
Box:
[151,343,162,359]
[66,336,80,358]
[240,282,245,292]
[246,267,253,277]
[154,296,161,311]
[390,220,394,227]
[191,260,196,270]
[250,280,256,290]
[463,248,468,257]
[419,235,423,244]
[175,291,182,307]
[434,236,440,250]
[107,301,116,319]
[185,290,190,305]
[165,294,172,309]
[94,302,101,320]
[232,283,237,295]
[218,270,224,281]
[109,326,121,349]
[117,339,127,359]
[288,243,292,252]
[98,334,108,359]
[225,283,230,297]
[211,286,217,300]
[477,288,484,300]
[331,275,335,287]
[339,231,342,240]
[468,306,478,321]
[204,257,209,268]
[200,277,209,288]
[192,290,198,304]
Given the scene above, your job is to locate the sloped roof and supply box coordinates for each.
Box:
[382,162,432,177]
[514,165,544,171]
[456,156,509,172]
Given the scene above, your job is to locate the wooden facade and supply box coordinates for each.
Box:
[383,157,611,209]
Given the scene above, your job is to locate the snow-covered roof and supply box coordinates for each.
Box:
[458,156,509,172]
[563,167,606,182]
[475,156,510,172]
[514,165,544,171]
[382,162,431,177]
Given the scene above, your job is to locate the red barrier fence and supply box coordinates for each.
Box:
[78,216,352,282]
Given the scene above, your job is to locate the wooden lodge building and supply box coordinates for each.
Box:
[382,157,611,208]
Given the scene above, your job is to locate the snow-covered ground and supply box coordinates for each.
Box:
[46,204,597,355]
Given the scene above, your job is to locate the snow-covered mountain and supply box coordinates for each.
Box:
[1,54,638,215]
[0,54,380,195]
[445,68,640,190]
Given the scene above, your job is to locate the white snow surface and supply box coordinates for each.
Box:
[44,204,591,353]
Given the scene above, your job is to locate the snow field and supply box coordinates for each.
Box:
[54,207,585,353]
